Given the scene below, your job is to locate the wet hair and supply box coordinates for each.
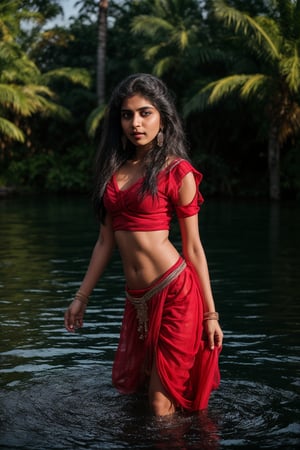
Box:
[93,73,190,223]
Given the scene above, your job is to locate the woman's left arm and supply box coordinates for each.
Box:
[177,172,223,350]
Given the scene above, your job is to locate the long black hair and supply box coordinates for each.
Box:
[93,73,190,223]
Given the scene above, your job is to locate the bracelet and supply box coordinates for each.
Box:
[74,290,89,305]
[203,311,219,321]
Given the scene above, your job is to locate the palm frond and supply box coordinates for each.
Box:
[209,74,250,103]
[153,56,176,77]
[145,43,167,60]
[0,19,14,43]
[280,48,300,93]
[38,100,72,120]
[177,29,189,50]
[0,84,36,115]
[86,104,106,139]
[16,85,55,116]
[23,84,54,98]
[0,116,24,142]
[183,84,214,116]
[42,68,91,88]
[191,46,230,65]
[213,0,280,60]
[0,83,70,119]
[0,40,21,62]
[240,74,270,100]
[14,56,40,82]
[131,15,173,36]
[0,43,40,84]
[255,16,281,48]
[184,74,257,116]
[0,84,19,105]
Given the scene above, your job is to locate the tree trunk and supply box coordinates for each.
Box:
[97,0,108,106]
[268,124,280,200]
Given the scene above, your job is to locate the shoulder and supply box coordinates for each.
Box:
[166,158,203,184]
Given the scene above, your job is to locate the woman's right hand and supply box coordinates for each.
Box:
[64,299,87,332]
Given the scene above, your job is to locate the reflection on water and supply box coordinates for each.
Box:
[1,370,297,449]
[0,195,299,449]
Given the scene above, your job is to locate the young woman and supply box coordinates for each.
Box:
[64,73,223,417]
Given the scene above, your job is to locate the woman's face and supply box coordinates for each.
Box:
[121,94,162,150]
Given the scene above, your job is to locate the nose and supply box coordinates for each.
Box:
[132,113,141,128]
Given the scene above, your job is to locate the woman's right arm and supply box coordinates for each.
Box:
[64,213,116,332]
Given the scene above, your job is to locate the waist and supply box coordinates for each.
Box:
[117,230,181,288]
[126,257,186,299]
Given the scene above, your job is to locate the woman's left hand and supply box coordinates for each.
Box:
[204,319,223,350]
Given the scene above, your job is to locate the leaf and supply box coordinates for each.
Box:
[280,49,300,93]
[42,67,91,88]
[213,0,280,60]
[86,104,106,138]
[0,117,24,142]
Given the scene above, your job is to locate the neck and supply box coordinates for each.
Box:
[133,143,154,162]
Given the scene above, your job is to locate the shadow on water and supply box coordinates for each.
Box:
[0,195,299,449]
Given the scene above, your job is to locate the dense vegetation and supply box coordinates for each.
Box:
[1,0,300,200]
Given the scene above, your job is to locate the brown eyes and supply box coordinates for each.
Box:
[121,112,131,120]
[121,110,152,119]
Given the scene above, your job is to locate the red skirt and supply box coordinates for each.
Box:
[112,257,221,411]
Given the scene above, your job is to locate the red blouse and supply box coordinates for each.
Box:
[103,159,204,232]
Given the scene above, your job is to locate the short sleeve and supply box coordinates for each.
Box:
[167,159,204,218]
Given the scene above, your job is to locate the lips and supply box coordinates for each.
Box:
[131,132,145,139]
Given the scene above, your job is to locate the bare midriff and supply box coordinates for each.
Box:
[115,229,180,289]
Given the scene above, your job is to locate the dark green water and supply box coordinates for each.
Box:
[0,195,299,449]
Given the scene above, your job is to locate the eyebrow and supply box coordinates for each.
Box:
[121,105,155,112]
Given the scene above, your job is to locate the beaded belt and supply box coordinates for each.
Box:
[126,260,187,340]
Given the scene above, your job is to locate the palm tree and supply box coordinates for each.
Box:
[0,41,60,144]
[97,0,108,105]
[0,41,91,146]
[131,0,204,79]
[184,0,300,200]
[0,1,91,147]
[73,0,108,138]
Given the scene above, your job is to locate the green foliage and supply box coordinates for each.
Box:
[131,0,204,78]
[280,50,300,93]
[6,144,95,192]
[0,1,92,145]
[0,117,25,142]
[42,67,91,89]
[184,0,300,199]
[86,104,106,138]
[0,0,299,200]
[0,0,94,197]
[45,145,94,192]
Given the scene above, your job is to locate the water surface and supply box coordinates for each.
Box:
[0,195,299,449]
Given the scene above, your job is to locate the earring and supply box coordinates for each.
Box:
[157,129,164,147]
[121,135,127,150]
